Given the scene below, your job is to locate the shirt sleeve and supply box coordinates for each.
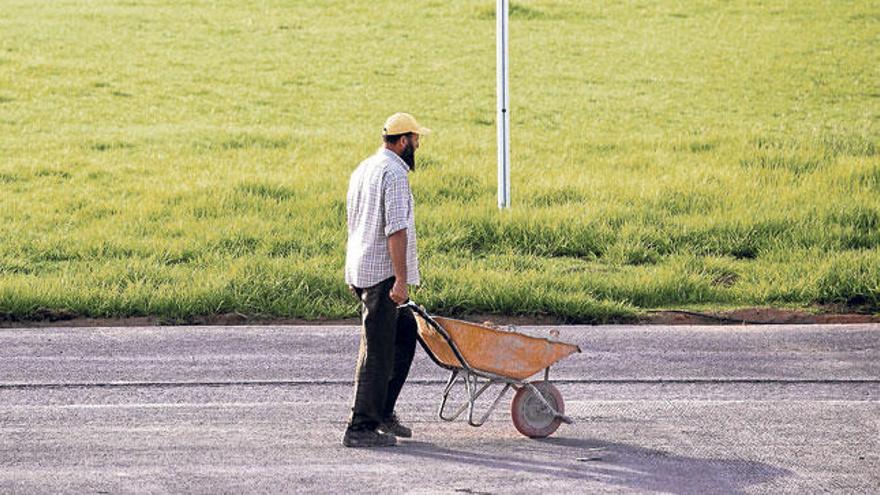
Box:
[383,171,410,236]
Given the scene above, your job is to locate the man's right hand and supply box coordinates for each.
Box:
[389,279,408,305]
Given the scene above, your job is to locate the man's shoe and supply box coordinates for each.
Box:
[342,428,396,448]
[378,414,412,438]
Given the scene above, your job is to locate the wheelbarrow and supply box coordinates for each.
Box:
[401,301,581,438]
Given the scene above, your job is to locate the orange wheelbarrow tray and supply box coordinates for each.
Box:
[403,301,581,438]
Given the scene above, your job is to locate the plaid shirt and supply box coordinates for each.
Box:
[344,148,420,288]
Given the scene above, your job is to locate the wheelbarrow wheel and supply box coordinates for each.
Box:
[510,381,564,438]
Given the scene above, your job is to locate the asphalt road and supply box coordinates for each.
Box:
[1,323,878,494]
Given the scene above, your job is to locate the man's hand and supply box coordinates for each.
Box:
[389,279,408,305]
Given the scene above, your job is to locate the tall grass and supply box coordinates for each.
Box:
[0,0,878,322]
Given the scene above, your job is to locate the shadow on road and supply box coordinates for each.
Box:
[391,437,790,494]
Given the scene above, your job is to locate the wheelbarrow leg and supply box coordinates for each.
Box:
[440,371,487,422]
[439,370,508,426]
[451,373,491,422]
[439,371,494,421]
[463,373,484,424]
[468,381,511,427]
[438,370,460,421]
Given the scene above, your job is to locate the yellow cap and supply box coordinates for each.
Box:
[382,112,431,136]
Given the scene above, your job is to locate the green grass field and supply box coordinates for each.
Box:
[1,0,878,323]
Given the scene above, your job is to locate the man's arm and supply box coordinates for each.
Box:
[387,229,408,305]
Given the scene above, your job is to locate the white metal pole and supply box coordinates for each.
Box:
[497,0,510,209]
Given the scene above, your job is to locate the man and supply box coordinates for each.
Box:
[342,112,430,448]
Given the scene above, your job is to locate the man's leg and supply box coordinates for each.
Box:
[383,305,418,419]
[348,277,399,431]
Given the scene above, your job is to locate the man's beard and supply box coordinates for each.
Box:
[400,142,415,171]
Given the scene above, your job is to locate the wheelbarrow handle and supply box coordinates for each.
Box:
[399,300,432,322]
[399,300,431,322]
[397,300,476,374]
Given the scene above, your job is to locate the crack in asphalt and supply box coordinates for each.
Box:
[1,378,879,390]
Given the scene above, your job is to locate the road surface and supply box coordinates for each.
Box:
[1,323,878,493]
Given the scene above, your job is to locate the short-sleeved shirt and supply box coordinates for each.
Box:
[344,148,420,288]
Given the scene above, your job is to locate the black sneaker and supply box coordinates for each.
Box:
[342,427,396,448]
[378,413,412,438]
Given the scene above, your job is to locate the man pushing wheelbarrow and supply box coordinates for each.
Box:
[342,113,428,448]
[343,113,579,448]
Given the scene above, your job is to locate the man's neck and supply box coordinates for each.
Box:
[384,144,401,157]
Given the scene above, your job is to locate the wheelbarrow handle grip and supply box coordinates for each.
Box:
[398,300,431,321]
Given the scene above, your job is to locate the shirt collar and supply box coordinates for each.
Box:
[379,147,410,174]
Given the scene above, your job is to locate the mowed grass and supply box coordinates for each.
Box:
[0,0,878,322]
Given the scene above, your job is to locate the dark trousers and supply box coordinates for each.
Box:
[347,276,417,431]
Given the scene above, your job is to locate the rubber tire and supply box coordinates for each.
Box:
[510,381,564,438]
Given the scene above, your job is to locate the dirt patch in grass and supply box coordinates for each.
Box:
[2,306,878,327]
[0,311,361,328]
[640,307,880,325]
